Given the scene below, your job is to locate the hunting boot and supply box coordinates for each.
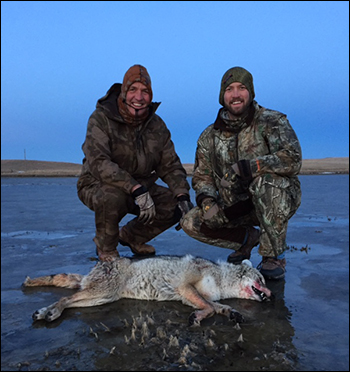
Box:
[119,226,156,256]
[94,238,120,262]
[257,257,286,280]
[227,226,260,264]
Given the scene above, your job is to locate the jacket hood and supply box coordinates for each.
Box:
[96,83,160,122]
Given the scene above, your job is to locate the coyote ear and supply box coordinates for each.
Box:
[242,259,253,268]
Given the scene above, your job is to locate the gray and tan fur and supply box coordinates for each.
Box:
[23,254,272,325]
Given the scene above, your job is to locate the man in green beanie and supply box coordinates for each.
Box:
[181,66,302,280]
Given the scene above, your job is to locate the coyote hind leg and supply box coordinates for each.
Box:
[32,288,120,322]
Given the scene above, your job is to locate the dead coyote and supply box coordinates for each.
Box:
[23,255,272,325]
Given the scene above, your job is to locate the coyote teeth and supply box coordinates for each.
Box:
[252,286,269,301]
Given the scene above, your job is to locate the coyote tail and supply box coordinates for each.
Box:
[23,273,83,289]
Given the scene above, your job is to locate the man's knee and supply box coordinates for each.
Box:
[249,174,301,219]
[181,207,202,236]
[98,186,128,209]
[249,174,290,196]
[80,184,133,218]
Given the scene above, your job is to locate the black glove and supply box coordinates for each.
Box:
[132,186,156,224]
[221,160,252,193]
[176,195,194,218]
[201,198,229,229]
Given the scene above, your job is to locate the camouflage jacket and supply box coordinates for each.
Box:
[193,101,302,206]
[77,83,190,197]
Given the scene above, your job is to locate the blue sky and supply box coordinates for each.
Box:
[1,1,349,164]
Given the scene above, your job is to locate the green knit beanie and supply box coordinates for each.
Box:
[219,67,255,106]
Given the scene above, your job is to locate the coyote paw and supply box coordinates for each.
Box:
[45,308,61,322]
[32,307,48,321]
[32,306,61,322]
[188,312,201,327]
[230,310,245,324]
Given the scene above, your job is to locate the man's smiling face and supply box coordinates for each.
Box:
[223,82,250,118]
[125,82,151,117]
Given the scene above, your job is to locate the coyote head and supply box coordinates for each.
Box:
[220,260,272,302]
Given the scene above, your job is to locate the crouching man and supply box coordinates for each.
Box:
[77,65,193,262]
[181,66,301,280]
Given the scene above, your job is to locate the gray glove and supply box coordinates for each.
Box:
[132,186,156,224]
[201,198,229,229]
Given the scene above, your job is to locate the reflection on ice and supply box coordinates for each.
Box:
[1,231,76,240]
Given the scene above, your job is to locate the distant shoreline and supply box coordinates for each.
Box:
[1,158,349,177]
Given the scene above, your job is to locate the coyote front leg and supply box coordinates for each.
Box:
[177,284,244,326]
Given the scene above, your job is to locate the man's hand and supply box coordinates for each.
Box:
[132,186,156,224]
[176,194,194,218]
[201,198,228,229]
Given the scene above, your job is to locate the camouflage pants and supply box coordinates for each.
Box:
[181,174,301,257]
[78,182,179,253]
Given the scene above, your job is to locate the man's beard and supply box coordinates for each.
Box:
[226,101,250,118]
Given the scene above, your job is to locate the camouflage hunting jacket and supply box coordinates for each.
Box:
[193,101,302,206]
[77,83,190,197]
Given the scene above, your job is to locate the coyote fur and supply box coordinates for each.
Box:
[23,255,272,325]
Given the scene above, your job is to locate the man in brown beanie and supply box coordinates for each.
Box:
[77,65,193,261]
[181,67,302,280]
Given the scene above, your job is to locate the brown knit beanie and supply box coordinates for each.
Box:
[219,67,255,106]
[118,64,153,125]
[120,64,153,102]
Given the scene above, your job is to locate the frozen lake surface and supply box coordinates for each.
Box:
[1,175,349,371]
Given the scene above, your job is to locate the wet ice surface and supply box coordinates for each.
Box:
[1,231,77,240]
[1,175,349,371]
